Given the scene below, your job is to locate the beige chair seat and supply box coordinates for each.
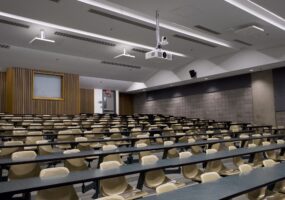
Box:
[219,168,240,176]
[100,161,147,200]
[90,143,104,148]
[142,155,185,189]
[36,167,78,200]
[180,152,203,182]
[9,151,40,180]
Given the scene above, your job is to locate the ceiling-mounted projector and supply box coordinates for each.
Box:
[145,10,172,61]
[29,30,55,44]
[145,49,172,60]
[114,48,135,59]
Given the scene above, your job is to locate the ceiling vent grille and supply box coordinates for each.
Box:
[0,44,10,49]
[233,39,252,46]
[54,31,116,47]
[101,61,141,69]
[132,48,148,54]
[173,34,217,48]
[194,25,221,35]
[49,0,60,2]
[89,9,155,31]
[0,19,29,29]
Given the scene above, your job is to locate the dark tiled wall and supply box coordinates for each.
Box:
[273,67,285,112]
[134,75,253,122]
[276,112,285,126]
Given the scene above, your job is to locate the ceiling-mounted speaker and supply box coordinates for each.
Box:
[189,70,197,78]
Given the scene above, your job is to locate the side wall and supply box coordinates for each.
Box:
[134,68,285,125]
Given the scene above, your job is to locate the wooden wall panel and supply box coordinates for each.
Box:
[6,67,80,115]
[119,93,134,115]
[80,88,94,114]
[0,72,6,113]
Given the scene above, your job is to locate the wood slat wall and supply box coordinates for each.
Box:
[0,72,6,113]
[80,88,94,114]
[6,67,80,115]
[119,93,134,115]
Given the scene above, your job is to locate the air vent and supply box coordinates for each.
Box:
[233,39,252,46]
[49,0,60,2]
[89,9,155,31]
[54,32,116,47]
[173,34,217,48]
[101,61,141,69]
[0,44,10,49]
[132,48,148,54]
[194,25,221,35]
[0,19,29,29]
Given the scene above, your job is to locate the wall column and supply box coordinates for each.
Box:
[251,70,276,125]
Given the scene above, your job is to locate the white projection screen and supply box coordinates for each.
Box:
[33,72,64,100]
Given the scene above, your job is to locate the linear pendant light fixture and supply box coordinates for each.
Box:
[77,0,232,48]
[225,0,285,31]
[30,29,55,44]
[0,11,186,57]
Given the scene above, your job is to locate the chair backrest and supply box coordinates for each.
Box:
[263,159,278,168]
[228,146,244,167]
[142,155,167,188]
[238,164,266,200]
[179,151,192,159]
[36,167,79,200]
[205,149,225,173]
[154,134,164,144]
[188,138,203,154]
[36,140,53,155]
[9,151,40,180]
[75,137,90,151]
[207,138,221,151]
[40,167,70,179]
[102,145,123,164]
[1,141,23,158]
[201,172,221,183]
[63,149,87,171]
[239,164,253,175]
[26,131,43,145]
[100,161,129,196]
[252,134,262,146]
[58,130,74,141]
[277,139,285,144]
[156,183,177,194]
[136,143,151,160]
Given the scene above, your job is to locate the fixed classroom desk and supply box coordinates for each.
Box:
[142,162,285,200]
[0,144,284,199]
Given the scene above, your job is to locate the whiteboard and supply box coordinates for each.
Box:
[33,73,63,99]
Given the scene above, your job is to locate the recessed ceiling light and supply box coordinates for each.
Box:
[204,77,209,80]
[0,11,186,57]
[77,0,232,48]
[249,69,254,72]
[225,0,285,31]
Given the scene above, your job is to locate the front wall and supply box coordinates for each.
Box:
[0,72,6,113]
[6,67,80,115]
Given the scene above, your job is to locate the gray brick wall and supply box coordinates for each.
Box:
[134,88,253,123]
[276,112,285,126]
